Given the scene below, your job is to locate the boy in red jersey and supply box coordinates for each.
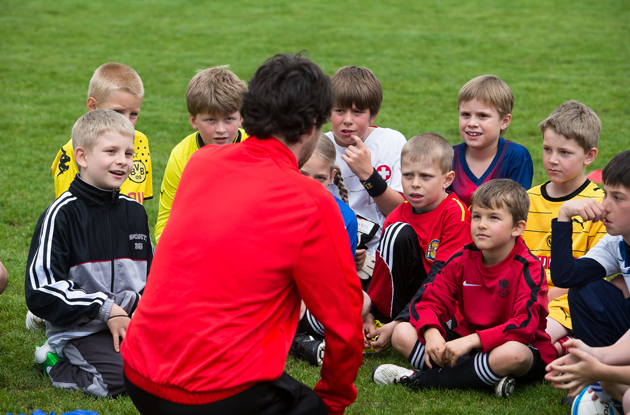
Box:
[365,133,470,354]
[121,53,364,415]
[373,179,556,397]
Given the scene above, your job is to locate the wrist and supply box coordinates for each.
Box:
[360,168,388,198]
[557,208,572,222]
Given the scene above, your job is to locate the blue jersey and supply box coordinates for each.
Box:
[450,138,533,206]
[335,196,358,257]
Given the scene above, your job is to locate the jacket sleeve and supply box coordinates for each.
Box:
[504,145,533,190]
[24,203,113,326]
[409,257,461,342]
[155,150,182,243]
[476,255,547,352]
[293,203,364,415]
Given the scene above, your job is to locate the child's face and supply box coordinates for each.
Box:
[300,154,335,187]
[458,99,511,151]
[401,157,454,214]
[543,129,596,185]
[330,104,377,147]
[76,131,134,190]
[92,91,143,127]
[602,184,630,241]
[190,111,242,146]
[471,204,524,259]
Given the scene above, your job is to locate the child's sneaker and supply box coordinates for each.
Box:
[372,364,426,388]
[34,341,60,375]
[363,320,384,354]
[290,333,325,366]
[494,376,515,398]
[26,310,46,331]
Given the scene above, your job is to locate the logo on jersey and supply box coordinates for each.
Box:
[572,218,585,230]
[546,235,552,248]
[57,148,71,177]
[376,165,392,181]
[498,279,510,298]
[129,160,146,183]
[426,239,440,261]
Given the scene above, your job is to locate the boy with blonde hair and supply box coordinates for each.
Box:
[26,110,152,397]
[51,62,152,204]
[522,100,605,356]
[325,66,407,282]
[451,75,533,206]
[154,66,247,242]
[365,133,470,354]
[374,180,555,398]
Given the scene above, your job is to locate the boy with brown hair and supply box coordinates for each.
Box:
[451,75,533,206]
[154,66,247,242]
[522,100,605,356]
[374,179,556,398]
[365,133,470,354]
[324,66,407,280]
[27,110,152,397]
[51,62,152,204]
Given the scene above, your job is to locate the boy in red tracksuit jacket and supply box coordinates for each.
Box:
[373,179,556,398]
[121,53,364,415]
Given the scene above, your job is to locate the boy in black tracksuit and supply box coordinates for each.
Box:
[25,110,152,397]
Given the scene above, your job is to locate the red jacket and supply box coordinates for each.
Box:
[410,238,556,365]
[122,137,364,415]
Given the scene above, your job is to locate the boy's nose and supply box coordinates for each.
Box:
[216,122,227,133]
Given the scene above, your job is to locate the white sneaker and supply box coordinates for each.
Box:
[26,310,46,331]
[372,364,418,386]
[494,376,516,398]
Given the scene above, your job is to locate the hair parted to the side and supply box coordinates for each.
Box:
[471,179,530,224]
[311,134,349,204]
[241,52,334,144]
[538,100,601,153]
[87,63,144,104]
[72,109,135,155]
[401,133,454,174]
[331,66,382,117]
[602,150,630,191]
[186,66,247,117]
[458,75,514,127]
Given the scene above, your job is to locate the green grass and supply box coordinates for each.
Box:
[0,0,628,413]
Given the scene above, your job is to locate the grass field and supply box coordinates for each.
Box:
[0,0,628,413]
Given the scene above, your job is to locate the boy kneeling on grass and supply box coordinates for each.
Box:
[373,179,556,397]
[25,110,152,397]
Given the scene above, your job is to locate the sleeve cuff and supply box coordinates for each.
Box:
[97,298,114,322]
[477,327,505,352]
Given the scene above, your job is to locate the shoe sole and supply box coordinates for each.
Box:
[495,377,516,398]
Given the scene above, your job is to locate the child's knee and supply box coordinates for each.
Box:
[391,322,417,353]
[488,342,533,375]
[361,291,371,320]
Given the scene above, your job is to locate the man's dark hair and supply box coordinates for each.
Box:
[241,53,334,143]
[602,150,630,190]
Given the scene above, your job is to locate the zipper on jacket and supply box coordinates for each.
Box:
[105,201,116,293]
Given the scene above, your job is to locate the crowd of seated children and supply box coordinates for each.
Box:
[522,100,605,357]
[26,110,152,397]
[450,75,533,206]
[154,66,247,242]
[365,133,470,357]
[373,179,556,398]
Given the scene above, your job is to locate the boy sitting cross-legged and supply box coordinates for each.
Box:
[374,179,556,397]
[365,133,470,354]
[522,100,606,356]
[26,110,152,397]
[155,66,247,242]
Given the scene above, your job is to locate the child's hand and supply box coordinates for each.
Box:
[342,135,374,181]
[544,347,602,397]
[424,327,446,368]
[367,321,399,353]
[107,303,130,353]
[355,248,367,271]
[444,335,477,367]
[558,199,606,223]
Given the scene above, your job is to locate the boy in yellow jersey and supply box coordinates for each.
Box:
[154,66,247,242]
[522,100,606,356]
[51,63,152,204]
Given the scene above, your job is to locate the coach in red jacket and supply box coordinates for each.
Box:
[121,53,365,415]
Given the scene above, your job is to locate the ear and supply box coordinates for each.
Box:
[189,114,199,131]
[370,111,378,125]
[511,219,527,237]
[443,170,455,189]
[584,147,598,166]
[329,168,337,186]
[86,97,98,111]
[75,147,89,171]
[500,113,512,131]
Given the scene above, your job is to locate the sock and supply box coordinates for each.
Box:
[297,310,325,337]
[408,341,426,370]
[423,352,502,390]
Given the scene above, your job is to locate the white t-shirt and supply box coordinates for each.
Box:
[583,233,630,292]
[326,127,406,254]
